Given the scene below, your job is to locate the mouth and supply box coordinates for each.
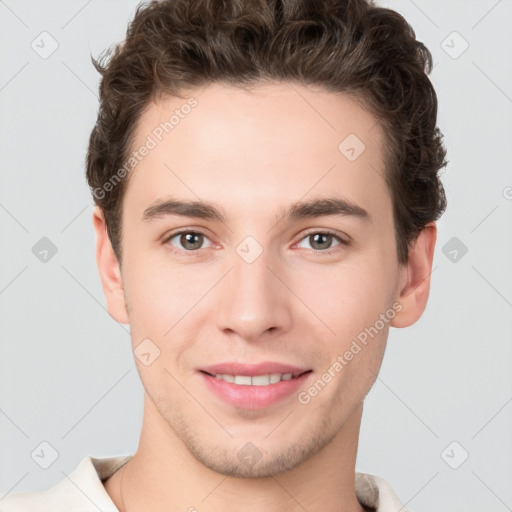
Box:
[200,370,312,386]
[197,364,314,410]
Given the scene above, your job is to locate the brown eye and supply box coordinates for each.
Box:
[310,233,334,250]
[296,231,346,253]
[167,231,211,251]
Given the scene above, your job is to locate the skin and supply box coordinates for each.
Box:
[94,82,437,512]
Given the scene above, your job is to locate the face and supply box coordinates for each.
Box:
[96,82,432,478]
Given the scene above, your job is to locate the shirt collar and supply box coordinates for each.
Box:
[1,455,408,512]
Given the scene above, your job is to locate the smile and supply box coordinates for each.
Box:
[199,369,313,409]
[203,371,310,386]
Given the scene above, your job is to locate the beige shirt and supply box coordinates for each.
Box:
[0,455,410,511]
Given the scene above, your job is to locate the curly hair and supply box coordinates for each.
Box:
[86,0,447,265]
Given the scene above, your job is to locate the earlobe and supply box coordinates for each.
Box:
[390,222,437,328]
[92,207,130,324]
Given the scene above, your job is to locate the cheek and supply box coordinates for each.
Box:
[315,274,392,395]
[309,263,396,338]
[122,250,193,328]
[299,259,397,395]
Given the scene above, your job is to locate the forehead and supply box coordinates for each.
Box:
[123,82,390,224]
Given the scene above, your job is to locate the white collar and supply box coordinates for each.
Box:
[0,455,408,512]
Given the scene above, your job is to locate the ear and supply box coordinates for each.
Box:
[390,221,437,328]
[92,207,129,324]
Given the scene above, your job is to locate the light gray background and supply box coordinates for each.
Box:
[0,1,511,511]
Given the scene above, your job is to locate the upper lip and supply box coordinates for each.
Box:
[199,362,312,377]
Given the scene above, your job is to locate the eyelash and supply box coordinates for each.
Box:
[163,229,350,257]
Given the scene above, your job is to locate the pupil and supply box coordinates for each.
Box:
[182,233,202,250]
[312,233,331,250]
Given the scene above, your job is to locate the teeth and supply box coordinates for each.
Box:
[234,375,252,385]
[269,373,282,384]
[213,373,299,386]
[252,375,271,386]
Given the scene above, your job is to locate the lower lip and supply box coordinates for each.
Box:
[200,372,312,410]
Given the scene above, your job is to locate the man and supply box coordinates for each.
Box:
[0,0,446,510]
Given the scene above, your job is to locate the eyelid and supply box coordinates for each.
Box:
[297,227,351,245]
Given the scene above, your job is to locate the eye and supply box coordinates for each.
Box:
[166,231,214,253]
[295,230,348,254]
[164,229,349,256]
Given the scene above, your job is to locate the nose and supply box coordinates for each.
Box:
[215,245,293,343]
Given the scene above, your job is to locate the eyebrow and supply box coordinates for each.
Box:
[142,196,371,224]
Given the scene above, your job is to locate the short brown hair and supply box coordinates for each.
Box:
[86,0,447,265]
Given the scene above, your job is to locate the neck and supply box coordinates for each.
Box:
[106,394,367,512]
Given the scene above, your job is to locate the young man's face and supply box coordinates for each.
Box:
[95,82,434,478]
